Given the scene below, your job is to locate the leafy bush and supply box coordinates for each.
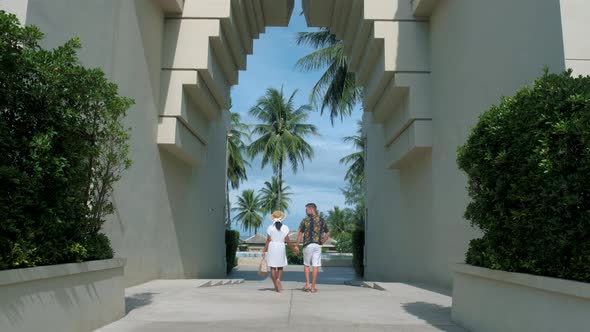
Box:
[352,229,364,276]
[457,70,590,282]
[0,11,133,270]
[286,245,303,265]
[85,233,115,261]
[334,232,353,253]
[225,230,240,274]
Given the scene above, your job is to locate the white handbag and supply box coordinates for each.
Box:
[258,257,268,277]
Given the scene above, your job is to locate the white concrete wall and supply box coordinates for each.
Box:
[11,0,228,286]
[560,0,590,75]
[426,0,565,288]
[452,264,590,332]
[363,0,566,289]
[363,112,400,280]
[0,259,125,332]
[0,0,28,22]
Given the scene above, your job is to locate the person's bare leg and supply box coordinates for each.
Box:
[311,267,319,292]
[270,268,280,292]
[303,265,311,290]
[277,267,284,290]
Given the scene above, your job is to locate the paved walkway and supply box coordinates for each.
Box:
[96,266,466,332]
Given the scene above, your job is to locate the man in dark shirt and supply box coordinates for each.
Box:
[295,203,330,293]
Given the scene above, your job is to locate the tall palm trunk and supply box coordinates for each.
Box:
[248,87,317,214]
[277,159,283,211]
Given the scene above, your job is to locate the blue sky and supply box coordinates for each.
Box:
[229,0,362,237]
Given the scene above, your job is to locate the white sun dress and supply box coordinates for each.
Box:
[266,222,289,268]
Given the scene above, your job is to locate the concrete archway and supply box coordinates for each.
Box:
[155,0,570,289]
[156,0,440,286]
[4,0,583,289]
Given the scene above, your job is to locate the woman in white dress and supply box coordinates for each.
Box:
[262,210,298,293]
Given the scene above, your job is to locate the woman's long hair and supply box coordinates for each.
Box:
[274,221,283,231]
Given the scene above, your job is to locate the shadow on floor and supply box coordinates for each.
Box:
[402,302,465,332]
[404,282,453,297]
[257,287,280,292]
[125,292,156,314]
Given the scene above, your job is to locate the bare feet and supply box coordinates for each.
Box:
[310,287,318,293]
[277,279,283,291]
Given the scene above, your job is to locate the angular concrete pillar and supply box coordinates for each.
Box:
[560,0,590,75]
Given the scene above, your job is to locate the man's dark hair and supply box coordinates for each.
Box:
[305,203,318,212]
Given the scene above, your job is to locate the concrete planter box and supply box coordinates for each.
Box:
[0,258,126,332]
[452,263,590,332]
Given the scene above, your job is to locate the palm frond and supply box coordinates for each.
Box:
[227,111,250,189]
[247,87,316,177]
[295,28,337,49]
[259,177,293,214]
[295,44,342,72]
[295,29,362,124]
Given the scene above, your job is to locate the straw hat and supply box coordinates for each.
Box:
[270,210,286,222]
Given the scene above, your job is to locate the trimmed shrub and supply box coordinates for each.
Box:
[85,233,114,261]
[352,229,364,276]
[225,230,240,274]
[286,245,303,265]
[0,11,133,270]
[457,70,590,282]
[334,232,353,253]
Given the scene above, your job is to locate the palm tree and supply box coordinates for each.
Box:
[232,189,263,236]
[326,206,354,237]
[259,176,292,214]
[340,121,365,230]
[226,112,250,229]
[248,87,318,208]
[296,28,362,124]
[339,121,364,185]
[341,178,366,231]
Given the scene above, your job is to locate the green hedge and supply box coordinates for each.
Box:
[334,232,353,253]
[352,229,364,277]
[457,70,590,282]
[0,12,132,270]
[286,245,303,265]
[225,230,240,274]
